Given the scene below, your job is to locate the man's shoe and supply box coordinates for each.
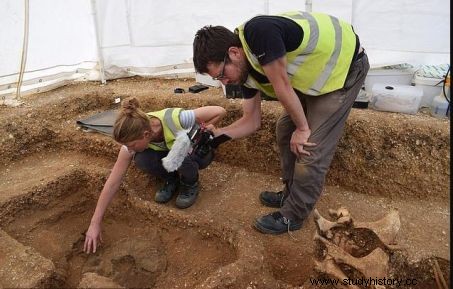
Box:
[254,211,302,234]
[155,179,178,203]
[259,190,287,208]
[175,182,199,209]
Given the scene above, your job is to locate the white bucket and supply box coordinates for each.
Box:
[413,75,444,107]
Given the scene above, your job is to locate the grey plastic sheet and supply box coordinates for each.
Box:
[76,110,118,136]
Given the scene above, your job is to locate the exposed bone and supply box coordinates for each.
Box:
[434,259,448,289]
[314,208,399,289]
[315,232,389,279]
[354,209,401,246]
[384,244,401,251]
[433,263,443,289]
[328,207,351,220]
[313,209,348,239]
[326,208,400,247]
[314,256,360,289]
[337,215,353,225]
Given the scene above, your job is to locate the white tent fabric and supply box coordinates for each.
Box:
[0,0,97,102]
[0,0,450,102]
[96,0,308,78]
[353,0,450,66]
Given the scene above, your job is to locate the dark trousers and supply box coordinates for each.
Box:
[134,148,214,185]
[278,54,370,222]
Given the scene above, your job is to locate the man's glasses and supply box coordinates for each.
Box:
[212,53,228,81]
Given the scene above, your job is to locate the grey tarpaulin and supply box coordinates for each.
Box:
[76,110,118,136]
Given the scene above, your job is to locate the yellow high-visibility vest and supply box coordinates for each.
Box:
[236,11,357,96]
[147,108,183,151]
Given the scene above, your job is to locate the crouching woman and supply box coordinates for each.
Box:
[84,97,226,254]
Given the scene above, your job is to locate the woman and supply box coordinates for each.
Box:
[83,97,226,253]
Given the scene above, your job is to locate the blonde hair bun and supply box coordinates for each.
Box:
[121,97,141,115]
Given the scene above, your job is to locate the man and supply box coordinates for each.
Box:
[193,11,369,234]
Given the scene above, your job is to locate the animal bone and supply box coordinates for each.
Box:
[315,232,389,279]
[327,207,352,226]
[324,207,400,246]
[434,259,448,289]
[337,215,353,225]
[328,207,351,219]
[313,209,348,239]
[354,209,401,246]
[314,256,360,289]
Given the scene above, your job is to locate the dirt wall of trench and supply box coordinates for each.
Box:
[1,77,449,201]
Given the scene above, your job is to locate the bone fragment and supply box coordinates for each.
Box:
[354,209,401,246]
[328,207,351,220]
[434,259,448,289]
[314,256,360,289]
[315,233,389,279]
[337,215,352,225]
[313,209,347,239]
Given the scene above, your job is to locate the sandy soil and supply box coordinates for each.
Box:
[0,77,450,288]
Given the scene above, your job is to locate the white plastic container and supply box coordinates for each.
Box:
[364,68,414,92]
[430,78,450,119]
[430,94,450,119]
[370,84,423,115]
[413,75,443,107]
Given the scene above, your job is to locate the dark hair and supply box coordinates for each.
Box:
[113,97,151,143]
[193,25,242,74]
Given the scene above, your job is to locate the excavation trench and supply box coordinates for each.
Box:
[1,168,239,288]
[0,78,450,288]
[0,152,449,289]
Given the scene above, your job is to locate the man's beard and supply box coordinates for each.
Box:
[236,61,250,85]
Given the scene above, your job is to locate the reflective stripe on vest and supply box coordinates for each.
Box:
[236,11,356,96]
[286,12,318,77]
[147,108,183,151]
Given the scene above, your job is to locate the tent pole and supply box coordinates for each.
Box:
[16,0,30,100]
[351,0,355,26]
[90,0,106,84]
[305,0,313,12]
